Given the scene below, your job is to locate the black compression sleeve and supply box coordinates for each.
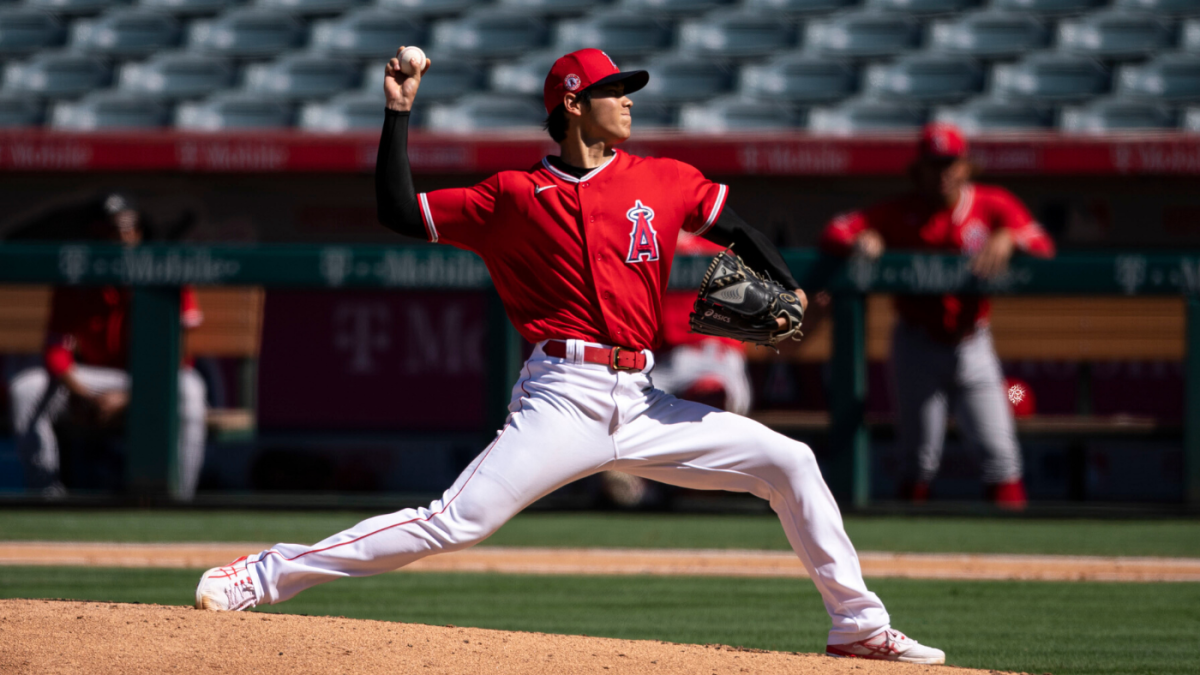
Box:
[375,109,426,239]
[700,207,800,290]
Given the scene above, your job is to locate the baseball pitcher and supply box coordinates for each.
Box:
[195,48,945,665]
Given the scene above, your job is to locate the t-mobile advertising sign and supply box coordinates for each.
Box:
[258,290,487,431]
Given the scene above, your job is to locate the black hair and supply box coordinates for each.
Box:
[542,88,593,143]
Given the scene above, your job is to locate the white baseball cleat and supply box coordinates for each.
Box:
[826,628,946,664]
[194,555,259,611]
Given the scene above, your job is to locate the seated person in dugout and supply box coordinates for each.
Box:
[7,194,208,501]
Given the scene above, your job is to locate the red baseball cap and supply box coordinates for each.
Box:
[543,48,649,115]
[918,122,968,158]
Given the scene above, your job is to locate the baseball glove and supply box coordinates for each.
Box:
[688,248,804,348]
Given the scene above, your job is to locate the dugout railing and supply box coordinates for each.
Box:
[2,243,1198,507]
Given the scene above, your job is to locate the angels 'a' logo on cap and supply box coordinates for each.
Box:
[564,73,582,91]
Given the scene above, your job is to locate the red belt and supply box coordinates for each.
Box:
[543,340,647,371]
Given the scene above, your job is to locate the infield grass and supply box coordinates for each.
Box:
[1,509,1199,557]
[1,566,1196,675]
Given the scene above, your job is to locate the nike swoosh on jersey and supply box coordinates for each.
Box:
[535,185,557,194]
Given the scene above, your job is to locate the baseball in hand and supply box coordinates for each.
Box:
[399,46,427,76]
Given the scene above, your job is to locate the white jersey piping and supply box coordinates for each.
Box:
[693,183,728,236]
[540,150,620,184]
[418,193,438,243]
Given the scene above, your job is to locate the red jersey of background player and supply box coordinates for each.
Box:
[418,151,727,351]
[43,287,202,377]
[820,184,1055,342]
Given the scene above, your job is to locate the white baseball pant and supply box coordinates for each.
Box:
[8,365,208,501]
[891,321,1022,485]
[247,339,891,645]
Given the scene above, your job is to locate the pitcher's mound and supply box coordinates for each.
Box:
[0,599,1020,675]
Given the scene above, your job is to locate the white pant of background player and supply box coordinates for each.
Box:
[8,365,207,501]
[651,339,753,415]
[246,339,890,645]
[891,322,1022,486]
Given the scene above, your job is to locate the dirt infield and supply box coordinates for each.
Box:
[1,541,1198,581]
[0,599,1022,675]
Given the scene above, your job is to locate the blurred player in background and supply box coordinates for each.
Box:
[820,124,1056,509]
[6,194,207,501]
[655,232,754,415]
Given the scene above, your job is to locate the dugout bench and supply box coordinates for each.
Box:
[1,244,1198,507]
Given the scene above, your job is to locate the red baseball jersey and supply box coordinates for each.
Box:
[820,183,1055,342]
[44,286,202,377]
[417,150,729,350]
[660,232,742,350]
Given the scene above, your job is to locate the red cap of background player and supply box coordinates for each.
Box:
[918,122,968,158]
[543,48,649,115]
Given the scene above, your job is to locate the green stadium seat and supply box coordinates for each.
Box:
[299,91,385,131]
[1058,10,1174,60]
[992,53,1110,102]
[50,90,171,129]
[1114,0,1200,15]
[553,11,673,57]
[243,54,360,100]
[990,0,1106,15]
[809,97,927,133]
[1117,54,1200,102]
[363,55,483,101]
[187,9,306,58]
[1181,19,1200,52]
[740,54,858,103]
[311,9,424,59]
[929,10,1051,59]
[630,100,675,128]
[865,0,981,16]
[25,0,130,17]
[117,51,236,99]
[632,53,735,102]
[1184,105,1200,130]
[69,9,182,57]
[490,50,560,95]
[934,97,1054,131]
[253,0,367,17]
[136,0,244,17]
[1060,96,1177,132]
[678,9,798,59]
[497,0,610,17]
[0,92,44,127]
[864,53,985,102]
[176,91,293,130]
[806,10,922,59]
[426,95,545,132]
[3,51,112,98]
[430,9,548,58]
[678,95,801,131]
[744,0,858,17]
[618,0,736,16]
[373,0,489,17]
[0,8,65,56]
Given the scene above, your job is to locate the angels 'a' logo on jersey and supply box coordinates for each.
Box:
[625,200,660,263]
[961,218,989,255]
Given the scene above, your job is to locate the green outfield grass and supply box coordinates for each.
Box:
[1,566,1196,675]
[1,510,1199,557]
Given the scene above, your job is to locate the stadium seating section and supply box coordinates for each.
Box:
[1,0,1198,132]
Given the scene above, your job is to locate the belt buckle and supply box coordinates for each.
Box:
[610,346,635,371]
